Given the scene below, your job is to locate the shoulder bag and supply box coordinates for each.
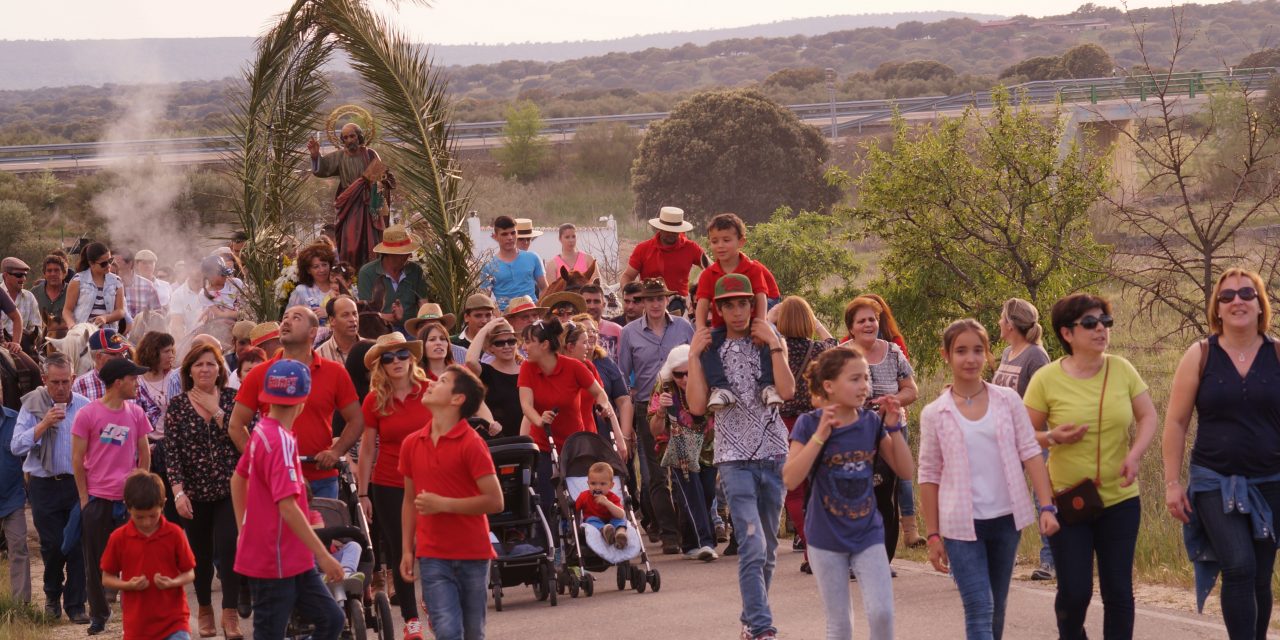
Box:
[1052,357,1110,526]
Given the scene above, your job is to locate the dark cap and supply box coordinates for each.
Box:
[89,328,131,354]
[100,358,150,387]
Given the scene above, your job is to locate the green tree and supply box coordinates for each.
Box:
[744,207,861,327]
[854,87,1110,370]
[998,55,1065,81]
[1061,43,1113,78]
[495,100,549,182]
[1239,47,1280,69]
[763,67,827,90]
[571,121,641,183]
[630,89,840,226]
[0,200,41,266]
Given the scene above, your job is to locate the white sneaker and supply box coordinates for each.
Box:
[761,385,784,408]
[684,548,701,560]
[697,546,719,562]
[707,388,738,412]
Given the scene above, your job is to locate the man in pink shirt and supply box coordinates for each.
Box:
[231,359,345,640]
[71,357,153,635]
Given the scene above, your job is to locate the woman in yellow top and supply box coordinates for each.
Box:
[1023,293,1158,640]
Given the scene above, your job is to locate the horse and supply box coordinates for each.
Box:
[542,264,598,296]
[44,322,98,376]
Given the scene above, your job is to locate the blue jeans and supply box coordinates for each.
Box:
[1048,497,1140,640]
[309,477,340,500]
[895,429,916,517]
[1193,484,1280,640]
[942,515,1020,640]
[719,459,785,637]
[1034,450,1054,568]
[420,558,489,640]
[163,632,191,640]
[671,466,717,552]
[808,543,894,640]
[699,327,774,392]
[585,516,627,530]
[249,569,345,640]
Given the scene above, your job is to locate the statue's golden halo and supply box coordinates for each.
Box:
[325,104,377,149]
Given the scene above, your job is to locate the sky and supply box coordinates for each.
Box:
[0,0,1226,44]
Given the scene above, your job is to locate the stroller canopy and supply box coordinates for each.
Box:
[559,431,627,480]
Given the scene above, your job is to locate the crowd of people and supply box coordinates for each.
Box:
[0,203,1277,640]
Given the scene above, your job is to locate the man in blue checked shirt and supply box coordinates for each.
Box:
[9,353,92,623]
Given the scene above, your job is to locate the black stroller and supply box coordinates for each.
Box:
[486,436,560,610]
[554,431,661,596]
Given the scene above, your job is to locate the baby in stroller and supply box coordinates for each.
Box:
[574,462,629,550]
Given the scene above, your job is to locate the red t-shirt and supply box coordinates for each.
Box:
[695,253,777,328]
[574,489,623,521]
[100,517,196,640]
[235,351,358,480]
[628,233,705,296]
[362,383,430,488]
[518,356,597,453]
[398,418,497,560]
[577,360,604,438]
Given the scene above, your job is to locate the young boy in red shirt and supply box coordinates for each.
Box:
[230,359,346,640]
[399,365,503,640]
[100,470,195,640]
[575,461,629,549]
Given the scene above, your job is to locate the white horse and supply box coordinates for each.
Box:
[44,322,98,376]
[127,309,169,346]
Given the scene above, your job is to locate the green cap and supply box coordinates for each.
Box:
[713,273,755,301]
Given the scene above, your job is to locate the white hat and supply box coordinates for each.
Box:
[514,218,544,239]
[659,344,691,382]
[648,206,693,233]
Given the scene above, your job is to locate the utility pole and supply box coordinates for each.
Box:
[825,68,838,143]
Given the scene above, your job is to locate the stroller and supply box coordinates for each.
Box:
[486,436,560,610]
[555,431,661,596]
[287,456,396,640]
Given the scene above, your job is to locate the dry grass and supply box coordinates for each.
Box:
[466,173,650,243]
[0,559,54,640]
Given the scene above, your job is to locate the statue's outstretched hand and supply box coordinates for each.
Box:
[307,137,320,158]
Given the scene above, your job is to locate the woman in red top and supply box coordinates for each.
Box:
[356,332,428,634]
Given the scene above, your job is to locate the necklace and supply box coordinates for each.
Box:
[1222,336,1261,363]
[950,383,986,407]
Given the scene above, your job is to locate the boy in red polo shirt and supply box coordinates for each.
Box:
[399,365,503,640]
[100,470,195,640]
[693,213,782,411]
[231,359,346,640]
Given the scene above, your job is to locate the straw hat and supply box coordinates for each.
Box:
[463,293,497,312]
[249,322,281,347]
[372,224,420,255]
[405,302,456,336]
[363,332,423,369]
[537,291,586,316]
[514,218,543,239]
[504,295,546,316]
[231,320,256,342]
[486,319,517,345]
[648,206,693,233]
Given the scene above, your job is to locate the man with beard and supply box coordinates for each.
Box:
[308,123,394,268]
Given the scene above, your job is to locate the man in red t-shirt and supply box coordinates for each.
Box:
[399,365,502,640]
[621,206,708,313]
[229,306,364,499]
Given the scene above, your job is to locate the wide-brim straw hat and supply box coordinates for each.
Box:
[249,322,281,347]
[363,332,424,369]
[404,302,456,336]
[537,291,587,316]
[486,319,517,345]
[648,206,693,233]
[504,295,546,316]
[514,218,544,239]
[372,224,421,255]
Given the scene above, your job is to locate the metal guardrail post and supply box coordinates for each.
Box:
[1090,85,1097,104]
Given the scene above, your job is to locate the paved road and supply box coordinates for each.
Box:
[157,540,1241,639]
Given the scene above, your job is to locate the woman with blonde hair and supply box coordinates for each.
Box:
[356,332,427,636]
[1163,268,1280,639]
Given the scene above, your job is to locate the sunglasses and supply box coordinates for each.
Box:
[1071,314,1114,330]
[6,271,27,279]
[96,259,112,268]
[671,371,688,379]
[379,348,413,364]
[492,339,518,348]
[1217,287,1258,304]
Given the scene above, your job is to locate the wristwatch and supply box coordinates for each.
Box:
[1039,504,1059,514]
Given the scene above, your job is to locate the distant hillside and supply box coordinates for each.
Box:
[0,11,1000,90]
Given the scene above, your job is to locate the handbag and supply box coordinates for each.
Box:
[1052,357,1110,526]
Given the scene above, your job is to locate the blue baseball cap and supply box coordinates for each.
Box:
[258,359,311,406]
[88,327,130,354]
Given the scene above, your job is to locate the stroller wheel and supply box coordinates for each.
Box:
[532,573,547,602]
[345,597,367,639]
[372,591,394,640]
[548,574,558,607]
[631,566,646,594]
[647,570,661,593]
[493,585,503,612]
[569,575,580,599]
[582,573,595,597]
[616,564,628,591]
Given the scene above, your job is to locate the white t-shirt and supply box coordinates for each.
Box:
[153,278,174,307]
[957,408,1015,520]
[168,282,212,338]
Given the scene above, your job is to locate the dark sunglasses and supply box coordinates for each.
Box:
[671,371,688,379]
[379,348,413,364]
[6,271,27,279]
[1072,314,1114,330]
[492,338,518,348]
[1217,287,1258,304]
[96,259,112,268]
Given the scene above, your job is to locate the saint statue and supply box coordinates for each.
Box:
[307,122,396,268]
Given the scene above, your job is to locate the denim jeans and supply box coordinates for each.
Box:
[27,475,85,615]
[584,516,628,530]
[1048,497,1140,640]
[894,429,916,517]
[670,466,717,552]
[808,543,894,640]
[1034,450,1054,568]
[420,558,490,640]
[699,327,774,392]
[942,515,1021,640]
[309,477,340,500]
[719,459,785,637]
[163,631,191,640]
[249,569,345,640]
[1193,484,1280,640]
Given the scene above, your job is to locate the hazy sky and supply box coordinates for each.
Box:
[0,0,1221,44]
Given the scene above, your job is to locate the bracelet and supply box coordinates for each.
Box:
[770,346,784,354]
[926,533,941,543]
[1039,504,1058,514]
[359,494,369,498]
[175,492,185,500]
[885,424,904,434]
[810,436,826,446]
[1165,480,1181,488]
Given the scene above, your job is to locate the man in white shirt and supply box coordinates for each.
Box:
[132,250,171,307]
[1,258,41,343]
